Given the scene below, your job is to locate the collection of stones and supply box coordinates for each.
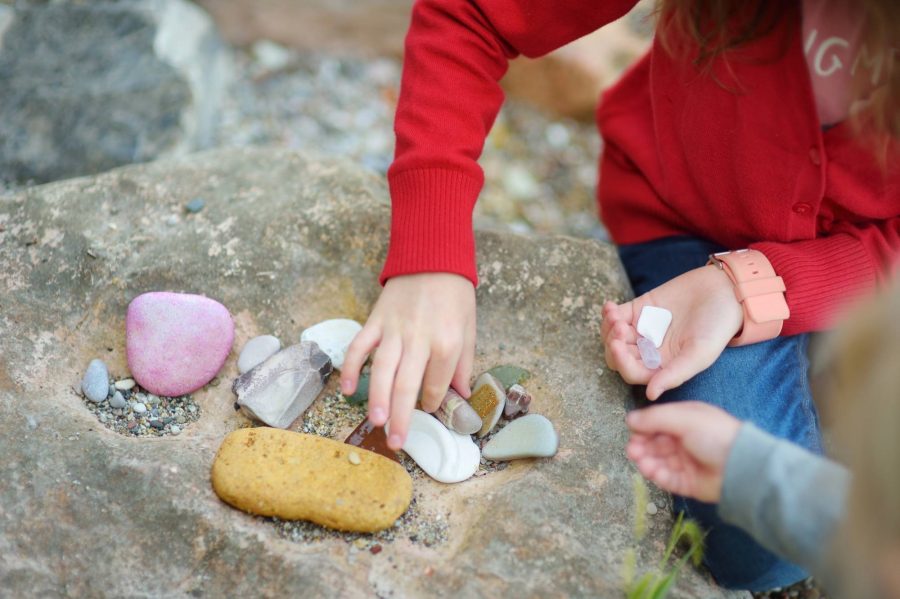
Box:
[79,291,559,535]
[79,291,234,436]
[214,318,559,533]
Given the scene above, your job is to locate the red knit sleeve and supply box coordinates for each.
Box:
[751,218,900,335]
[380,0,638,285]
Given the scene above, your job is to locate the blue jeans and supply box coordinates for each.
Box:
[618,236,823,592]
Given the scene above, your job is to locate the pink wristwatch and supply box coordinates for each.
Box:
[707,249,790,346]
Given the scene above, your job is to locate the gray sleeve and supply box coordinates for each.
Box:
[718,423,851,578]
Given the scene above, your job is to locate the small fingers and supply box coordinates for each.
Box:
[610,320,637,344]
[341,323,381,394]
[451,319,476,397]
[420,340,461,413]
[607,338,653,385]
[367,336,402,426]
[386,344,430,450]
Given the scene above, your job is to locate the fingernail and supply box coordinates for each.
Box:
[371,407,386,423]
[388,434,402,450]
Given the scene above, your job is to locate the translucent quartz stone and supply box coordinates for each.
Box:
[637,336,662,370]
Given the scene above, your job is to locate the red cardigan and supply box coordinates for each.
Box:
[380,0,900,335]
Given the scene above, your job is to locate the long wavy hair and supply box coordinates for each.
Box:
[657,0,899,141]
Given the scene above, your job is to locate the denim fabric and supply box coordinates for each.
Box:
[618,236,823,591]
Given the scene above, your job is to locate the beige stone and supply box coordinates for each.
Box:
[211,428,412,532]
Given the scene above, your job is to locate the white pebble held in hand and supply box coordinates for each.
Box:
[636,305,672,349]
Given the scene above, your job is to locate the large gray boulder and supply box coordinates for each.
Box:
[0,148,743,597]
[0,0,231,184]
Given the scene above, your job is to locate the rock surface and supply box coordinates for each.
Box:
[0,148,742,598]
[126,291,235,396]
[211,428,412,532]
[0,0,231,183]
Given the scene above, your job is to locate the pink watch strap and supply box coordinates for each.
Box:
[709,249,790,346]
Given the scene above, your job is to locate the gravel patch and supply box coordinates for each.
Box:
[79,377,201,437]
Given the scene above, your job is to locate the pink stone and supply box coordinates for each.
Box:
[126,292,234,396]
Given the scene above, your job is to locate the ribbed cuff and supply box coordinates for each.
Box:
[720,423,780,528]
[750,235,877,335]
[380,168,483,286]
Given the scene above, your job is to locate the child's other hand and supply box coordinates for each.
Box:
[626,402,741,503]
[601,265,743,400]
[340,273,476,451]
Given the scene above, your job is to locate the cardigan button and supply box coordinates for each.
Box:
[793,202,812,215]
[808,147,822,166]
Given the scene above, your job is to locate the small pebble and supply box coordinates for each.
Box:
[81,359,110,403]
[114,378,136,391]
[185,198,205,213]
[646,502,658,516]
[237,335,282,374]
[109,391,127,409]
[482,414,559,460]
[637,336,661,370]
[133,403,147,414]
[299,318,362,370]
[370,544,383,555]
[504,384,531,418]
[170,425,181,435]
[348,451,361,465]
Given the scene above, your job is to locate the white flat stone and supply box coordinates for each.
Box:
[114,378,136,391]
[482,414,559,461]
[299,318,362,370]
[237,335,282,374]
[390,410,455,482]
[446,429,480,483]
[636,306,672,349]
[390,410,480,484]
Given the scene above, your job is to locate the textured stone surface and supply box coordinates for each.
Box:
[126,291,234,396]
[0,0,231,183]
[211,428,412,532]
[0,148,743,597]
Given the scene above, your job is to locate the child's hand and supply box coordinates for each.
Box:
[341,273,476,451]
[601,265,743,400]
[626,402,742,503]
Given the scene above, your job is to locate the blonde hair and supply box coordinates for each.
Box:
[825,283,900,597]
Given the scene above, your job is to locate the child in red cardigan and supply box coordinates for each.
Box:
[341,0,899,590]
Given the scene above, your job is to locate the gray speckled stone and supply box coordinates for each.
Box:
[109,391,127,409]
[81,359,109,403]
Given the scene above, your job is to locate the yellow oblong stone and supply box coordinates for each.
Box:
[211,428,412,532]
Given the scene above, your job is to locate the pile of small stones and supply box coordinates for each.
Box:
[79,370,201,437]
